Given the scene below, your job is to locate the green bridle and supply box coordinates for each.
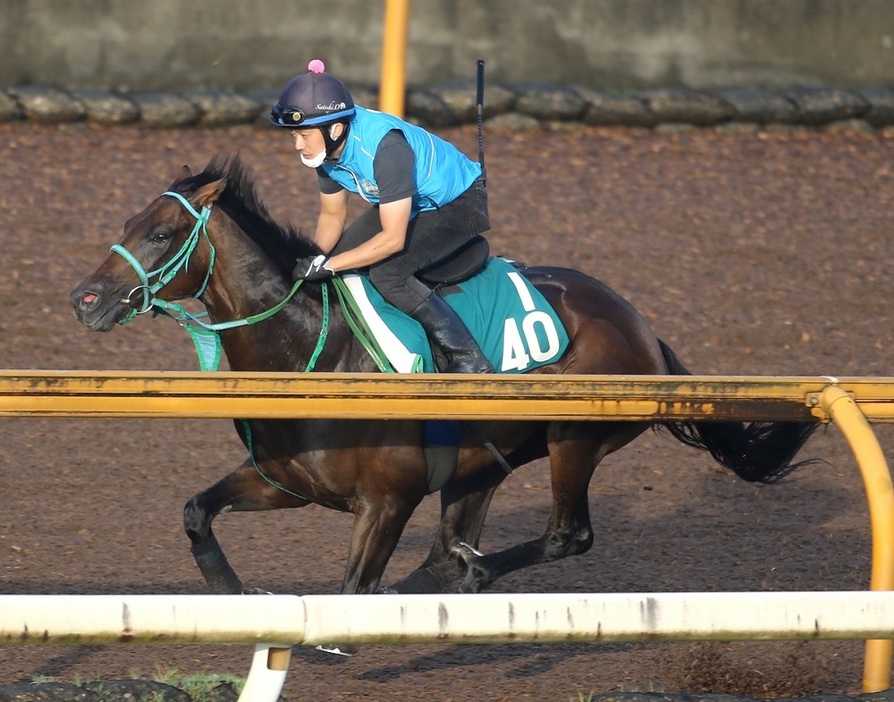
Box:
[111,191,217,324]
[109,190,329,372]
[111,190,312,332]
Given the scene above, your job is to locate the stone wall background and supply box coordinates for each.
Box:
[2,0,894,94]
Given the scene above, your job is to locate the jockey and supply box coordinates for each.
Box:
[270,59,493,374]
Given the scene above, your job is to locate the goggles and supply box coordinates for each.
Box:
[270,103,355,128]
[270,103,307,126]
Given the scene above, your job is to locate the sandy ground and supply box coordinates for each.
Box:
[1,121,893,701]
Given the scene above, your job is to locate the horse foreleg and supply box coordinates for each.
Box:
[381,463,508,594]
[183,459,310,594]
[341,495,420,594]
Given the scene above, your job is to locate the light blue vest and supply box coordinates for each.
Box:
[321,106,482,218]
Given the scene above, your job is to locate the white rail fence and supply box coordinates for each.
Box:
[2,592,894,702]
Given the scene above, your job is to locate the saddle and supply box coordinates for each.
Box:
[417,235,490,286]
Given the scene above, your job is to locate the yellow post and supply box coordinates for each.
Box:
[379,0,411,116]
[821,386,894,692]
[267,646,292,670]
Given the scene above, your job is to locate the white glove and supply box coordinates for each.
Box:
[292,254,335,281]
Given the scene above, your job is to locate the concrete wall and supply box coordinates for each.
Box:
[2,0,893,93]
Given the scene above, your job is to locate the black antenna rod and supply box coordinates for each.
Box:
[476,59,486,182]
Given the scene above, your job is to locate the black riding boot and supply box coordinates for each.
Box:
[410,294,494,373]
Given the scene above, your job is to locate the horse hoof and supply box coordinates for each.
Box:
[458,568,487,594]
[242,587,274,595]
[315,643,358,657]
[450,541,484,573]
[457,540,484,557]
[450,541,484,562]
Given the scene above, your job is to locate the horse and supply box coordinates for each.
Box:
[70,154,818,600]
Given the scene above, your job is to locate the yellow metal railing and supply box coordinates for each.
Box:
[821,386,894,691]
[4,371,894,421]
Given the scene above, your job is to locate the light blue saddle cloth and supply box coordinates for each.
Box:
[339,257,569,373]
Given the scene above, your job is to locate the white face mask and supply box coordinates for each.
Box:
[299,125,339,168]
[300,150,326,168]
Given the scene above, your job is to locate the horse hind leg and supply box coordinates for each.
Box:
[456,494,594,594]
[455,423,645,593]
[183,459,310,594]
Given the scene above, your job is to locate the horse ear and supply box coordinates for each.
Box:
[168,165,193,189]
[192,177,227,208]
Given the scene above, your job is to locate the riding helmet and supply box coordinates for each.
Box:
[270,59,356,128]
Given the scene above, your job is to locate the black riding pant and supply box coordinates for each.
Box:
[330,178,490,314]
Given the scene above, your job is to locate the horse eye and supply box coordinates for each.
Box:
[150,226,173,244]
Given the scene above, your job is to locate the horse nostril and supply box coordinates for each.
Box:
[77,292,99,309]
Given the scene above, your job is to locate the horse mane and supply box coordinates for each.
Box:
[174,153,320,276]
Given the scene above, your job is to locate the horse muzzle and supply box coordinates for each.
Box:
[70,282,135,332]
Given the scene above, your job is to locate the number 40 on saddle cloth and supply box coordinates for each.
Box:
[339,257,570,374]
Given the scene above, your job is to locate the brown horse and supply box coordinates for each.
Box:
[70,155,817,600]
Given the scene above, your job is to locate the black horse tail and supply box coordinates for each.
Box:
[655,339,820,484]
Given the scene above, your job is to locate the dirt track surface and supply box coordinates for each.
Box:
[2,121,894,701]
